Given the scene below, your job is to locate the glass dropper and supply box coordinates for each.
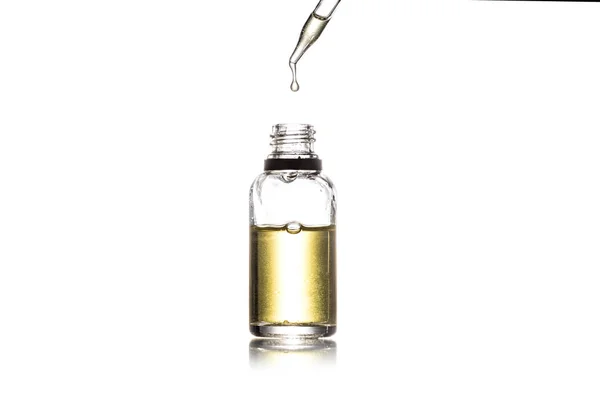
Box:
[289,0,341,91]
[313,0,341,20]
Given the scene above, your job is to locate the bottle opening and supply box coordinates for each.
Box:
[265,123,321,169]
[269,124,318,160]
[272,123,315,138]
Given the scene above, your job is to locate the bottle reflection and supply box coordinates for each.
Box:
[249,338,336,369]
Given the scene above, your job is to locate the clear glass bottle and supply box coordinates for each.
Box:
[249,123,337,338]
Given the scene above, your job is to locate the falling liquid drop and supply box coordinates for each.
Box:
[290,62,299,92]
[286,222,302,234]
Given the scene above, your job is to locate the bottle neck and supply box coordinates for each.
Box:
[268,124,319,160]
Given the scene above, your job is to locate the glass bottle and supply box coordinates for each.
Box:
[249,123,337,338]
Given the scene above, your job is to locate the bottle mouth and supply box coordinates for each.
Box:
[272,123,315,138]
[268,123,318,160]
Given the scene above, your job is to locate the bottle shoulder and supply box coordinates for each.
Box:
[250,171,336,194]
[249,170,336,226]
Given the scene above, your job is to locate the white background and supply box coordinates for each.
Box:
[1,0,599,398]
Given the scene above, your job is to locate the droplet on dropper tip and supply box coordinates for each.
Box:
[290,62,299,92]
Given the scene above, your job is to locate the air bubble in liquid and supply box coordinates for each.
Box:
[286,222,302,234]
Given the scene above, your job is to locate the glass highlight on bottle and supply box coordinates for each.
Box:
[249,124,337,338]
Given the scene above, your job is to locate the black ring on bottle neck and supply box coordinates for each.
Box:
[264,158,322,171]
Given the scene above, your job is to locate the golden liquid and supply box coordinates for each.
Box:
[250,224,336,326]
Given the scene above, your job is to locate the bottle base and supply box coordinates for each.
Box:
[250,324,336,338]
